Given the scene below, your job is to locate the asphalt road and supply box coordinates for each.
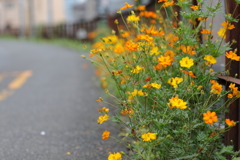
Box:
[0,40,124,160]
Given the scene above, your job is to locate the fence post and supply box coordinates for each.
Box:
[224,0,240,153]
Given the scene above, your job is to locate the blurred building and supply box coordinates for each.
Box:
[69,0,98,23]
[0,0,66,32]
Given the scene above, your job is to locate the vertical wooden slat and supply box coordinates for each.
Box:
[224,0,240,153]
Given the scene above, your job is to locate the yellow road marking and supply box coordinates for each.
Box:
[0,70,33,101]
[8,70,33,90]
[0,89,14,101]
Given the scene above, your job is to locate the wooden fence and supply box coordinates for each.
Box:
[0,19,98,42]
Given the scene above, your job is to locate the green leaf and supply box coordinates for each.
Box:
[172,154,198,160]
[220,145,234,154]
[234,0,240,4]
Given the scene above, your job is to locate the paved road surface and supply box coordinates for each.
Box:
[0,40,124,160]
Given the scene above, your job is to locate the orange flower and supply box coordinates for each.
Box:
[125,41,139,51]
[139,11,157,18]
[98,107,109,113]
[141,28,164,36]
[164,50,175,59]
[136,34,154,41]
[136,5,145,11]
[226,50,240,61]
[210,80,222,94]
[180,45,196,55]
[121,109,128,115]
[120,2,134,10]
[158,55,173,67]
[121,31,130,38]
[198,17,208,21]
[228,83,240,98]
[181,70,197,78]
[102,130,110,140]
[190,5,199,10]
[203,111,218,125]
[121,108,134,115]
[210,131,217,138]
[96,97,103,102]
[158,0,166,2]
[221,21,235,30]
[201,29,212,34]
[225,119,236,127]
[144,76,151,82]
[114,43,125,54]
[162,1,174,7]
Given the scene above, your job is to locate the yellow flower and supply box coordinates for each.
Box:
[127,15,140,22]
[141,132,157,141]
[131,65,144,73]
[180,57,194,68]
[131,89,144,96]
[101,35,118,44]
[143,84,152,89]
[203,111,218,125]
[150,47,160,55]
[108,152,122,160]
[137,90,144,96]
[97,114,109,124]
[98,107,109,113]
[168,77,183,88]
[119,2,134,10]
[102,130,110,140]
[218,27,227,39]
[158,55,173,67]
[204,55,217,64]
[168,96,187,109]
[225,119,236,127]
[151,83,161,89]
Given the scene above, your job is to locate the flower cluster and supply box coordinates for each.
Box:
[86,0,240,159]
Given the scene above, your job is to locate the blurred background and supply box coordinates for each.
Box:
[0,0,153,41]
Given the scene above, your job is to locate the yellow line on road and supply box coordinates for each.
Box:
[8,70,33,90]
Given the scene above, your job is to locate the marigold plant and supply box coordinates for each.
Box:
[84,0,240,159]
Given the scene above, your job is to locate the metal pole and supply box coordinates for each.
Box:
[18,0,25,38]
[0,2,4,34]
[47,0,53,37]
[28,0,35,37]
